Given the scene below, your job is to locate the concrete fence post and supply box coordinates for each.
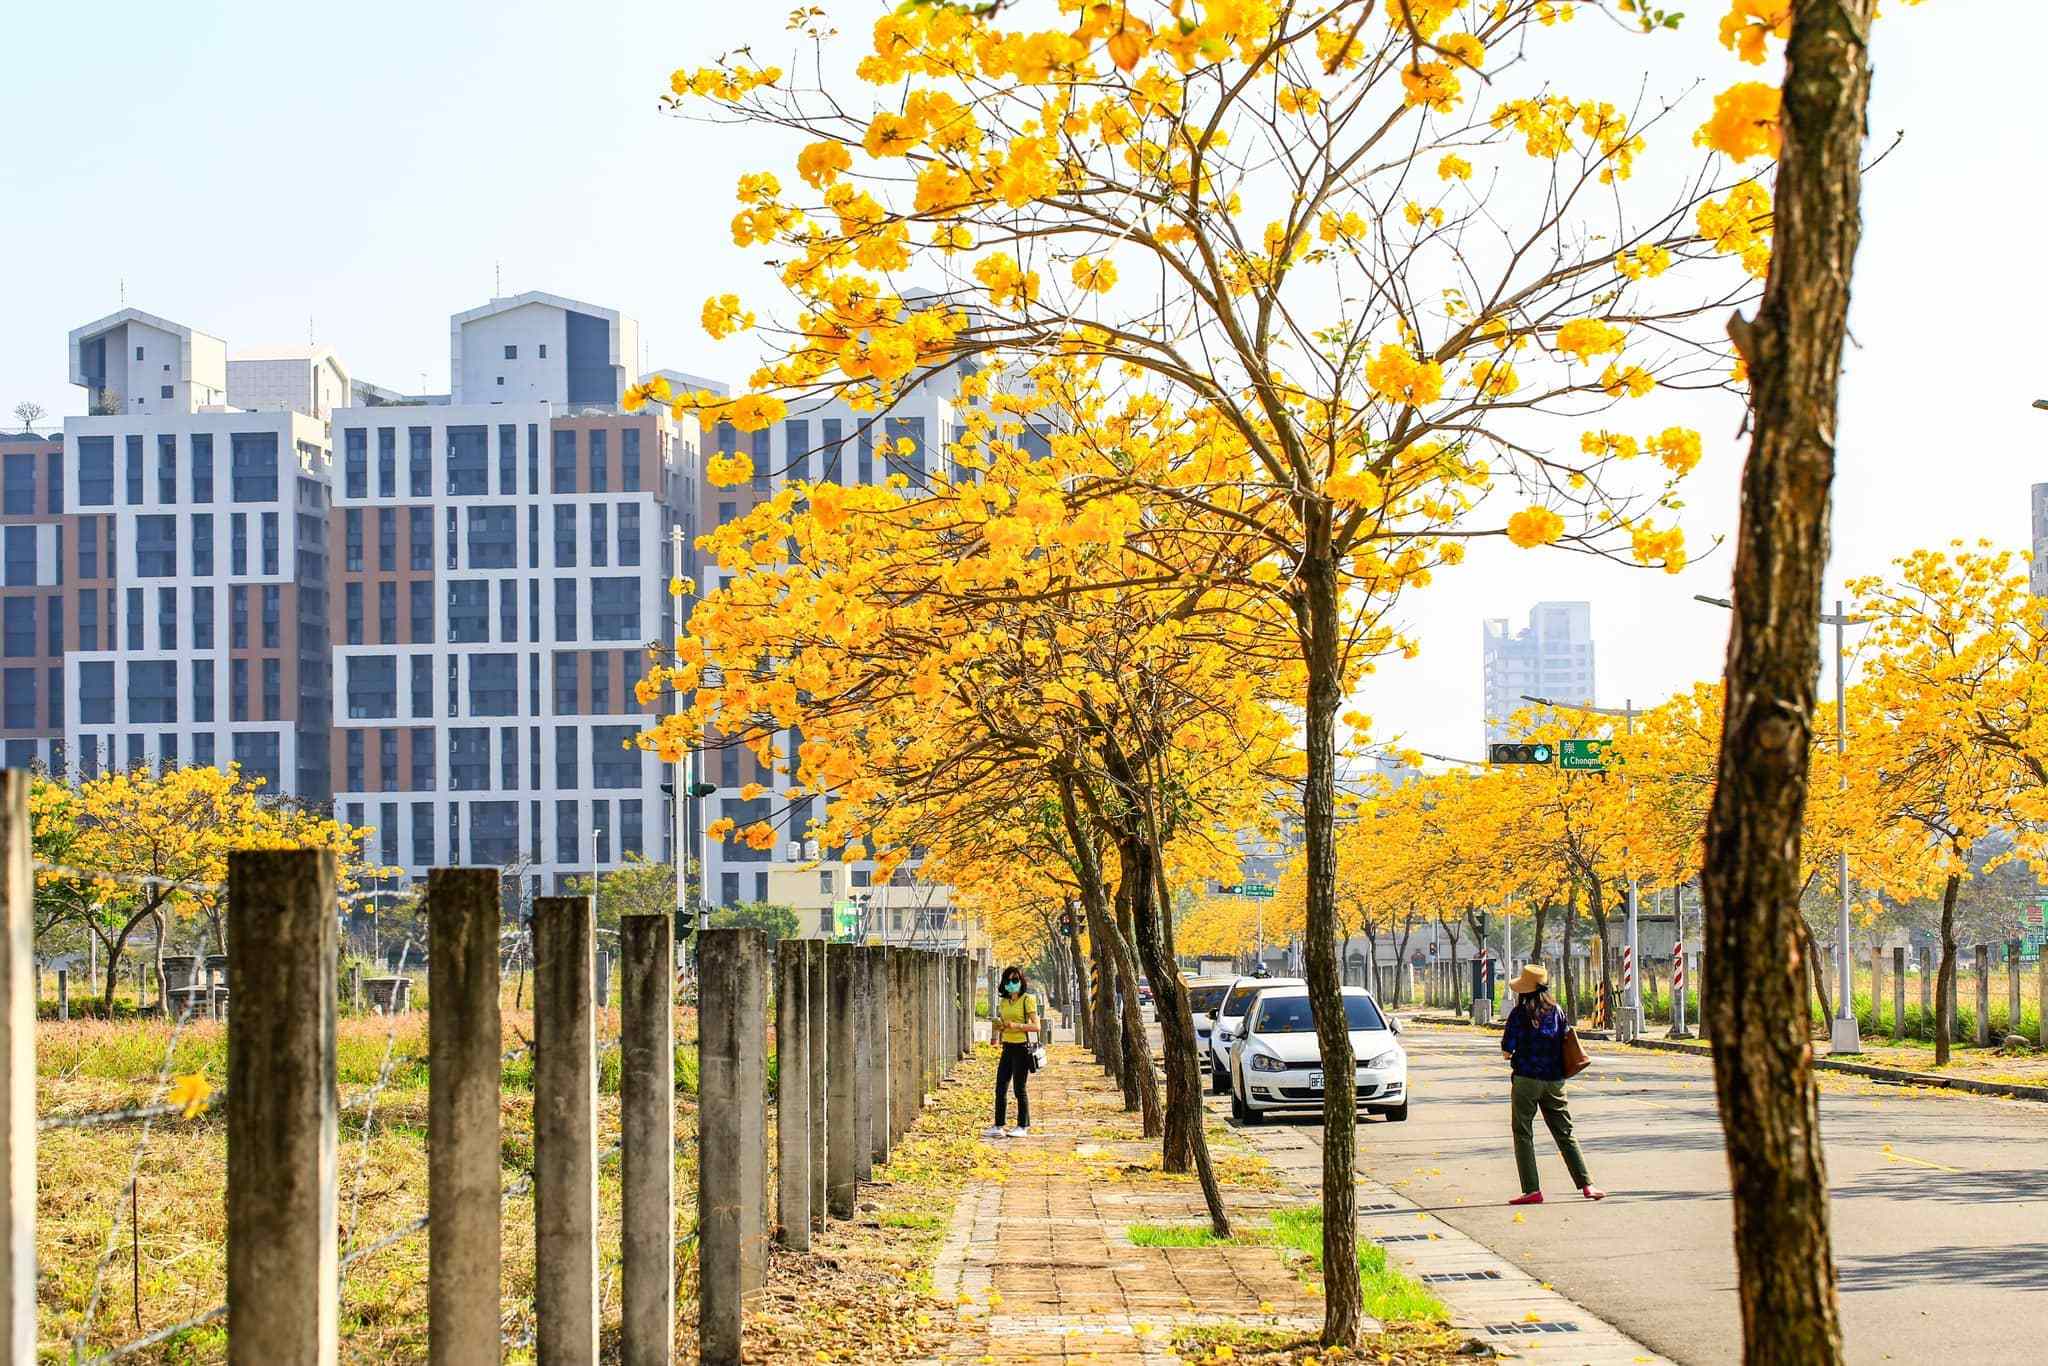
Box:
[1919,945,1932,1034]
[863,947,889,1169]
[699,927,769,1366]
[1869,947,1883,1035]
[426,868,502,1365]
[226,849,339,1366]
[596,949,613,1011]
[347,962,363,1014]
[533,895,598,1365]
[1974,944,1992,1046]
[2007,946,2023,1040]
[55,968,66,1022]
[825,943,859,1220]
[959,955,973,1060]
[619,912,674,1366]
[775,940,811,1249]
[1892,947,1907,1042]
[0,772,34,1366]
[894,949,917,1142]
[805,939,828,1232]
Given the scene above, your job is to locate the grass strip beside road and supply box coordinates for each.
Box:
[1129,1208,1449,1325]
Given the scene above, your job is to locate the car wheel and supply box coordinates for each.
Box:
[1380,1101,1409,1123]
[1230,1084,1246,1124]
[1239,1086,1263,1126]
[1210,1059,1228,1095]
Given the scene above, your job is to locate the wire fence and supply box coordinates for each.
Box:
[4,799,982,1362]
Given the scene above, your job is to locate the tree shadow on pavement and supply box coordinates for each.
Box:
[1837,1243,2048,1294]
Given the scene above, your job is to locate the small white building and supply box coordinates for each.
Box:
[449,291,640,409]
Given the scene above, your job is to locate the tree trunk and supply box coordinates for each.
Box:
[152,909,168,1019]
[1134,835,1229,1233]
[1531,903,1550,972]
[1561,883,1579,1018]
[1058,776,1130,1093]
[1108,871,1162,1138]
[1588,877,1613,1025]
[98,900,164,1015]
[1298,546,1360,1348]
[1798,917,1832,1028]
[1934,872,1959,1066]
[1069,915,1093,1055]
[1698,0,1871,1355]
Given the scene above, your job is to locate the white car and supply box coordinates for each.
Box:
[1207,975,1304,1094]
[1227,986,1408,1124]
[1182,976,1234,1055]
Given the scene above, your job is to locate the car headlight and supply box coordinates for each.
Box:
[1364,1050,1402,1071]
[1215,1029,1232,1045]
[1248,1052,1289,1072]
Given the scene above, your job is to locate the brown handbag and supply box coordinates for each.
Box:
[1562,1026,1592,1079]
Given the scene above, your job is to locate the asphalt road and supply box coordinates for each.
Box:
[1208,1024,2048,1366]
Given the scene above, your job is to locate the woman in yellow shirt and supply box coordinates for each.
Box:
[986,966,1041,1138]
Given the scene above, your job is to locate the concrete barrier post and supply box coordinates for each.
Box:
[1892,947,1907,1042]
[55,969,66,1022]
[1974,944,1992,1046]
[620,913,674,1366]
[775,940,811,1250]
[862,946,888,1169]
[2008,941,2022,1041]
[699,928,768,1366]
[894,949,917,1142]
[1919,945,1932,1035]
[533,895,598,1365]
[426,869,502,1364]
[959,955,973,1060]
[805,939,828,1232]
[1868,947,1883,1035]
[0,773,34,1366]
[596,949,613,1010]
[825,943,859,1219]
[226,849,339,1366]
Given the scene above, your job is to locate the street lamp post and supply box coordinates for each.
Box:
[1696,593,1868,1053]
[1522,692,1640,1039]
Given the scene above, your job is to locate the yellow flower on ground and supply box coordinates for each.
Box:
[168,1072,213,1119]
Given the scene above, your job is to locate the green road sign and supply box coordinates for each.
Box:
[1224,883,1275,898]
[1560,738,1611,772]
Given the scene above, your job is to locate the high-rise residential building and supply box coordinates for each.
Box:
[1482,601,1595,745]
[0,429,67,771]
[2031,484,2048,596]
[59,308,335,793]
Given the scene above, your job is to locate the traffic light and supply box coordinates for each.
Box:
[1488,742,1555,766]
[688,782,718,798]
[1059,910,1078,937]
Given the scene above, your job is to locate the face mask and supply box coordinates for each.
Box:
[1003,981,1022,997]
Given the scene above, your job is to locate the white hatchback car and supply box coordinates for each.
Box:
[1207,975,1304,1094]
[1227,986,1408,1123]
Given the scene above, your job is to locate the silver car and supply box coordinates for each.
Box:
[1207,975,1304,1094]
[1227,986,1408,1124]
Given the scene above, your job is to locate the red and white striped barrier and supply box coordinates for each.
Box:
[1622,944,1634,995]
[1672,942,1685,993]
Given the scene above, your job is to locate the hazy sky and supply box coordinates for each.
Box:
[2,1,2036,760]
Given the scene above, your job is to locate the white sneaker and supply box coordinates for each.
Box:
[1005,1126,1028,1138]
[983,1125,1007,1138]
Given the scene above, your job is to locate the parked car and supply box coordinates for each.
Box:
[1227,986,1407,1124]
[1180,976,1234,1046]
[1207,975,1305,1093]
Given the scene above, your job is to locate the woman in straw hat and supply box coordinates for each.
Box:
[1500,963,1605,1205]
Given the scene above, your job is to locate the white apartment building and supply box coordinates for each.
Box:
[1482,601,1596,745]
[449,292,639,408]
[59,309,337,793]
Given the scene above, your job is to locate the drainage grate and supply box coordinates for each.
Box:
[1421,1270,1504,1284]
[1486,1321,1581,1336]
[1359,1202,1400,1212]
[1374,1233,1439,1243]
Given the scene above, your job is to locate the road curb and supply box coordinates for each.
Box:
[1625,1035,2048,1104]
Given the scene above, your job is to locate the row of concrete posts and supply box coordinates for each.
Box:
[705,932,976,1365]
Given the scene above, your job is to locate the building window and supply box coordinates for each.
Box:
[621,799,643,857]
[379,731,399,790]
[495,424,517,495]
[449,728,488,790]
[192,587,212,648]
[410,580,434,643]
[555,579,577,640]
[784,419,809,483]
[379,582,397,644]
[192,733,212,768]
[124,435,143,505]
[346,731,365,790]
[191,433,213,503]
[409,506,433,571]
[1,670,33,728]
[4,599,35,658]
[131,664,180,728]
[528,579,540,642]
[262,659,281,720]
[345,582,364,646]
[593,800,611,863]
[500,727,519,789]
[378,508,396,572]
[448,582,488,643]
[504,344,518,360]
[556,800,580,865]
[589,430,608,493]
[77,592,97,650]
[262,585,279,648]
[157,586,176,650]
[590,505,608,568]
[556,725,578,788]
[45,595,62,655]
[590,578,639,641]
[720,872,739,907]
[591,725,641,789]
[553,505,577,568]
[343,429,367,499]
[230,659,250,721]
[589,653,610,715]
[229,586,248,648]
[192,660,213,723]
[412,728,435,788]
[1,455,32,516]
[529,656,541,716]
[472,800,518,864]
[410,656,433,719]
[124,587,142,650]
[229,432,278,502]
[409,428,432,496]
[344,509,364,572]
[446,426,487,496]
[617,503,639,567]
[622,428,641,491]
[412,801,435,865]
[553,652,579,716]
[466,506,516,570]
[77,518,97,580]
[468,654,518,716]
[552,430,576,493]
[376,428,395,498]
[79,661,115,724]
[191,513,213,576]
[77,437,113,506]
[348,656,398,719]
[3,527,34,586]
[232,733,281,791]
[230,514,247,575]
[261,512,279,576]
[130,517,175,577]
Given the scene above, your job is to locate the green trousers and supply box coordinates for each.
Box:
[1511,1074,1592,1194]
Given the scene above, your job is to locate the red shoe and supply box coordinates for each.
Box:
[1508,1191,1544,1206]
[1581,1185,1607,1201]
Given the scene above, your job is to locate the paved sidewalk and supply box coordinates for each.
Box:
[927,1044,1330,1364]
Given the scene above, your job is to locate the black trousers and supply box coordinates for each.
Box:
[994,1042,1032,1128]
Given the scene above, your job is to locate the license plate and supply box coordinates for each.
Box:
[1308,1071,1324,1090]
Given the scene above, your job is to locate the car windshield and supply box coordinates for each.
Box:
[1187,985,1229,1014]
[1219,984,1259,1019]
[1254,995,1386,1033]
